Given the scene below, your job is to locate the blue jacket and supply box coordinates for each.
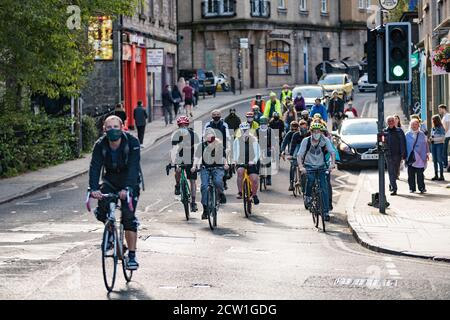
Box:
[309,104,328,122]
[405,130,429,168]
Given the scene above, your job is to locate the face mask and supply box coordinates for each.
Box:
[213,117,221,123]
[300,128,308,135]
[247,118,254,123]
[274,116,280,120]
[260,125,268,131]
[302,115,309,120]
[312,133,321,140]
[106,128,122,141]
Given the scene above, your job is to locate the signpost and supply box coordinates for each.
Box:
[379,0,399,10]
[238,38,248,95]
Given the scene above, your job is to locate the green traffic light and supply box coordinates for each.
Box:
[393,65,405,78]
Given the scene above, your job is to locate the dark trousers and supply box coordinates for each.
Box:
[174,103,180,116]
[136,126,145,144]
[443,137,450,168]
[386,156,401,191]
[163,105,173,125]
[407,166,425,192]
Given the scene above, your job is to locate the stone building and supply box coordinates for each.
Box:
[82,0,178,127]
[177,0,372,89]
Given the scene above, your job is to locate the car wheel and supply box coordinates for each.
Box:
[337,163,345,171]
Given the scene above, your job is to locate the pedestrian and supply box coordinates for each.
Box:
[405,119,429,193]
[189,78,200,107]
[344,100,358,118]
[430,115,446,181]
[385,116,407,195]
[394,114,403,129]
[328,91,345,131]
[171,84,182,116]
[133,100,148,147]
[162,85,174,126]
[438,104,450,172]
[114,103,127,125]
[411,114,428,135]
[182,82,194,118]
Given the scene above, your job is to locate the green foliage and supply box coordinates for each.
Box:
[0,111,78,178]
[81,115,98,153]
[387,0,410,22]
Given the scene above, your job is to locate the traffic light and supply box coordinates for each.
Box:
[367,28,378,84]
[385,22,412,84]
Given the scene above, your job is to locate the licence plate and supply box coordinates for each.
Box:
[361,154,379,160]
[204,81,212,85]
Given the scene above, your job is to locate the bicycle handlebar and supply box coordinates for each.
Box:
[85,189,134,213]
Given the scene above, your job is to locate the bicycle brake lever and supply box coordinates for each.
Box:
[86,192,91,212]
[127,191,134,212]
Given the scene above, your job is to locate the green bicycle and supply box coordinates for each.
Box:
[166,164,194,220]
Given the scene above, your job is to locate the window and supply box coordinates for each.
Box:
[320,0,328,14]
[202,0,235,17]
[266,40,291,75]
[251,0,270,17]
[299,0,307,12]
[322,47,330,61]
[278,0,286,9]
[366,0,371,9]
[358,0,365,9]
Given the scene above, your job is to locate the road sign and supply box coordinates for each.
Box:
[379,0,399,11]
[147,49,164,66]
[240,38,249,49]
[411,52,419,68]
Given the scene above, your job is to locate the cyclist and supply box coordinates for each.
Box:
[233,123,261,205]
[170,116,199,212]
[194,128,229,220]
[280,84,293,105]
[251,93,266,113]
[252,105,264,125]
[309,98,328,122]
[283,102,298,133]
[256,116,274,186]
[235,111,260,138]
[269,112,285,152]
[328,91,345,131]
[281,121,301,191]
[294,92,306,113]
[89,115,141,271]
[264,92,282,120]
[300,110,312,127]
[297,122,336,222]
[224,108,242,137]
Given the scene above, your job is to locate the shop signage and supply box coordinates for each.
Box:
[147,66,162,73]
[240,38,249,49]
[269,32,291,39]
[147,49,164,66]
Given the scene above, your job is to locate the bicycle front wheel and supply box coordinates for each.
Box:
[102,222,118,292]
[120,224,133,283]
[293,168,299,198]
[207,186,216,230]
[243,181,252,218]
[181,180,190,221]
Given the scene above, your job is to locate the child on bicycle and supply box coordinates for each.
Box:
[297,122,336,221]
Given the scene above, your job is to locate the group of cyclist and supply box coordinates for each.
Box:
[87,86,352,272]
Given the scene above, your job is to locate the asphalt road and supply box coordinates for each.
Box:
[0,91,449,300]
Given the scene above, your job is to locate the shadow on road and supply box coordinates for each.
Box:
[107,282,153,300]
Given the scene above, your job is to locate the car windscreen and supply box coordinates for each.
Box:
[205,72,214,78]
[319,75,344,85]
[293,87,322,99]
[341,121,378,135]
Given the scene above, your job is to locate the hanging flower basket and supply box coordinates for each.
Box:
[433,44,450,72]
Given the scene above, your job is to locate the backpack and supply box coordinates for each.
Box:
[100,132,145,191]
[302,136,328,167]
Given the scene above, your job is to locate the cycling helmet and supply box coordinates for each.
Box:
[313,113,322,119]
[239,123,251,131]
[332,90,338,95]
[259,116,269,125]
[269,92,277,98]
[246,111,255,117]
[301,110,309,116]
[310,122,324,131]
[177,116,190,126]
[273,112,280,118]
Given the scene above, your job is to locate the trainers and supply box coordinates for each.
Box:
[126,256,139,271]
[266,177,272,186]
[432,176,439,181]
[219,193,227,204]
[174,185,181,196]
[390,191,397,196]
[288,184,294,192]
[201,211,208,220]
[438,176,445,181]
[236,192,243,199]
[190,202,198,212]
[324,215,331,222]
[304,196,312,209]
[253,195,260,205]
[420,189,427,194]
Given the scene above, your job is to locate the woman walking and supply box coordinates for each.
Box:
[430,115,446,181]
[162,85,174,126]
[114,103,127,125]
[405,119,429,193]
[171,84,182,116]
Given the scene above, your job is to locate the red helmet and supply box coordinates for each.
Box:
[177,116,190,126]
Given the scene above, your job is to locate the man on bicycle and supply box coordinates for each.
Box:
[89,115,141,270]
[256,116,274,186]
[194,128,229,220]
[233,123,261,205]
[281,121,301,191]
[297,122,336,221]
[170,116,200,212]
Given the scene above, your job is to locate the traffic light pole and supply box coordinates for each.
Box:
[376,11,386,214]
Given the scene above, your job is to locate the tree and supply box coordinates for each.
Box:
[0,0,137,111]
[387,0,410,22]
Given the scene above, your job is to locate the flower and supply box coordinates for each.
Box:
[433,44,450,69]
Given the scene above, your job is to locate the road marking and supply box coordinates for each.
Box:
[385,262,396,269]
[383,257,393,262]
[158,201,178,213]
[55,183,79,193]
[388,269,400,276]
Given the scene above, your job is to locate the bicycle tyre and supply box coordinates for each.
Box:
[102,222,117,292]
[316,189,325,232]
[243,181,252,218]
[293,168,299,197]
[207,186,216,231]
[120,224,133,282]
[181,180,190,221]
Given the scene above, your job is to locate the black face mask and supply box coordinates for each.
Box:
[213,117,221,123]
[274,116,280,120]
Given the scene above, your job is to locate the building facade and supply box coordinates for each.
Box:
[416,0,450,128]
[82,0,178,128]
[178,0,372,89]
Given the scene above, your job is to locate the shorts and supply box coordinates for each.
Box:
[185,165,198,180]
[237,164,259,175]
[185,98,193,106]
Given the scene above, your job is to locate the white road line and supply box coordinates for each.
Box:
[383,257,393,262]
[158,201,178,213]
[388,269,400,276]
[385,262,397,269]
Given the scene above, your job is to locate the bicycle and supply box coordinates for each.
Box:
[202,166,221,231]
[292,162,303,198]
[241,165,254,218]
[86,189,134,292]
[304,169,329,232]
[166,164,193,221]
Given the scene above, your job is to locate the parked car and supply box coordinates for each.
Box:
[179,69,216,95]
[315,60,347,80]
[358,73,377,92]
[332,118,379,170]
[340,58,362,85]
[292,85,326,110]
[318,73,354,102]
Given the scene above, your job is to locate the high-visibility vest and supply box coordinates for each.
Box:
[263,100,282,119]
[280,90,293,103]
[251,99,266,113]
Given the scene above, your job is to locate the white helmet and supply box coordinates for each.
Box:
[239,123,251,131]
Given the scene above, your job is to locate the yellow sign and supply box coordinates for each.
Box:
[88,16,113,60]
[266,51,289,67]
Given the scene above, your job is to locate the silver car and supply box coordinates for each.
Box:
[292,85,326,110]
[358,74,377,93]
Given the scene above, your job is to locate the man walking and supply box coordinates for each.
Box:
[133,100,148,147]
[385,116,406,195]
[439,104,450,172]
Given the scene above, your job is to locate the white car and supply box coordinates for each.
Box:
[358,74,377,92]
[292,85,326,110]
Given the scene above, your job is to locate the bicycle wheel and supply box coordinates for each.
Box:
[293,168,299,197]
[120,224,133,283]
[243,180,252,218]
[181,180,190,221]
[317,191,326,232]
[207,186,216,231]
[102,222,117,292]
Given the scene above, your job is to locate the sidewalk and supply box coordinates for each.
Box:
[347,94,450,262]
[0,88,273,205]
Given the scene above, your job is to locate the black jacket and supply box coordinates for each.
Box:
[269,119,285,141]
[328,98,345,117]
[384,127,407,159]
[133,106,148,127]
[162,90,173,108]
[225,114,242,131]
[89,132,141,191]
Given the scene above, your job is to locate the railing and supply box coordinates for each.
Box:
[250,0,270,18]
[201,0,236,18]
